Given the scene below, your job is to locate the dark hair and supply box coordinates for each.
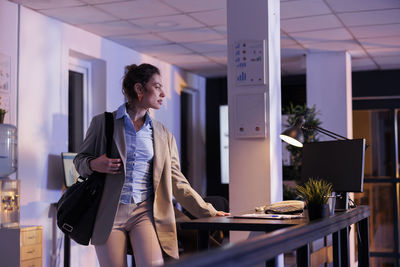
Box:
[122,63,160,102]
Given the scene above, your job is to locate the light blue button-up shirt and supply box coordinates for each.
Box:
[116,104,154,204]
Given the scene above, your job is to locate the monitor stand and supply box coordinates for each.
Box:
[335,192,349,211]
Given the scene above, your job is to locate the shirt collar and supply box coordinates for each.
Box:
[115,103,153,127]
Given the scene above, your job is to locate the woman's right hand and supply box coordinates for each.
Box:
[89,154,122,174]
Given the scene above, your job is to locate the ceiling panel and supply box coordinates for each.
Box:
[351,57,378,71]
[280,0,331,19]
[108,33,169,49]
[11,0,85,9]
[349,23,400,39]
[304,40,363,52]
[281,48,307,59]
[39,6,117,25]
[290,27,352,43]
[10,0,400,76]
[326,0,400,13]
[373,55,400,68]
[156,27,225,43]
[281,14,342,33]
[161,0,226,13]
[181,39,226,53]
[338,9,400,27]
[130,14,204,32]
[95,0,179,20]
[133,43,192,56]
[190,9,226,27]
[367,47,400,57]
[79,20,147,37]
[359,36,400,50]
[82,0,122,4]
[203,50,227,64]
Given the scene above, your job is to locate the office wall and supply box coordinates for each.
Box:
[0,0,18,125]
[0,2,207,266]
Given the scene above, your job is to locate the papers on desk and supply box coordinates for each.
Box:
[232,213,303,220]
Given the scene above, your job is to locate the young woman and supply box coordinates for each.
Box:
[74,63,229,267]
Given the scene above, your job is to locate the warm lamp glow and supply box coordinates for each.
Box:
[280,134,303,147]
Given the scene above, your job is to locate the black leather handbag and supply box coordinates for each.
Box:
[57,112,114,245]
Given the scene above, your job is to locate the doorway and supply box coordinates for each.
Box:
[180,88,205,196]
[353,108,400,266]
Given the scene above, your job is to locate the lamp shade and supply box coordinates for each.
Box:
[280,117,304,147]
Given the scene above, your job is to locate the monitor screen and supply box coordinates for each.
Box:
[61,152,79,188]
[301,139,366,192]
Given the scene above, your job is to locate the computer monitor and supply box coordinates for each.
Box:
[301,139,366,193]
[61,152,79,188]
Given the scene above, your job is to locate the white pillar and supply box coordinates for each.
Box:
[306,51,356,266]
[227,0,282,241]
[306,52,353,139]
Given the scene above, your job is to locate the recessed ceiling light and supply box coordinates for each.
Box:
[155,21,179,28]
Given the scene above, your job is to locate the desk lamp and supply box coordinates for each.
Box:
[280,116,354,210]
[280,116,349,147]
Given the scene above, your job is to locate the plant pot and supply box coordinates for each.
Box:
[307,203,329,221]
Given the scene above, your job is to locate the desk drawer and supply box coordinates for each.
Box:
[20,258,42,267]
[20,244,42,261]
[21,228,42,246]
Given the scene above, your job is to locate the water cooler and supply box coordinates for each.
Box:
[0,123,18,228]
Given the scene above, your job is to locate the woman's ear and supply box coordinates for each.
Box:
[134,83,144,97]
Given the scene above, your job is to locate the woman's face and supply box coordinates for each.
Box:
[141,74,165,110]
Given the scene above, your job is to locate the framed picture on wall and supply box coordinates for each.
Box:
[0,53,10,92]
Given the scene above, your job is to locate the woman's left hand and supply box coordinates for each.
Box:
[215,211,230,216]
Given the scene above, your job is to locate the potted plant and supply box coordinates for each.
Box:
[282,103,322,199]
[296,178,333,220]
[0,96,6,123]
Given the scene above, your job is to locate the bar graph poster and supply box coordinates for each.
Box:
[234,40,266,86]
[0,53,10,92]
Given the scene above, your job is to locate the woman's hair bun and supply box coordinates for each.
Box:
[125,64,138,73]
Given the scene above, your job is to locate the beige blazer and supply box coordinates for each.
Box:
[74,111,217,258]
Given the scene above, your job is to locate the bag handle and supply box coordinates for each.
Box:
[104,112,114,157]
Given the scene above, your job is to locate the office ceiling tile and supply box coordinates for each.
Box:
[304,40,362,52]
[39,5,116,25]
[130,14,203,32]
[82,0,122,4]
[134,43,192,56]
[211,25,227,36]
[367,47,400,57]
[10,0,85,9]
[290,27,352,44]
[359,36,400,50]
[161,0,226,13]
[203,50,227,64]
[156,53,209,64]
[338,9,400,27]
[348,50,368,58]
[190,9,226,27]
[280,0,331,19]
[281,48,307,59]
[79,20,147,37]
[157,27,225,43]
[326,0,400,13]
[281,15,342,33]
[373,55,400,67]
[182,39,226,53]
[96,0,179,20]
[350,24,400,39]
[108,33,169,49]
[351,57,378,71]
[194,65,227,78]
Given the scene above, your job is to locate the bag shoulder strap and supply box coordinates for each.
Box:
[104,112,114,157]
